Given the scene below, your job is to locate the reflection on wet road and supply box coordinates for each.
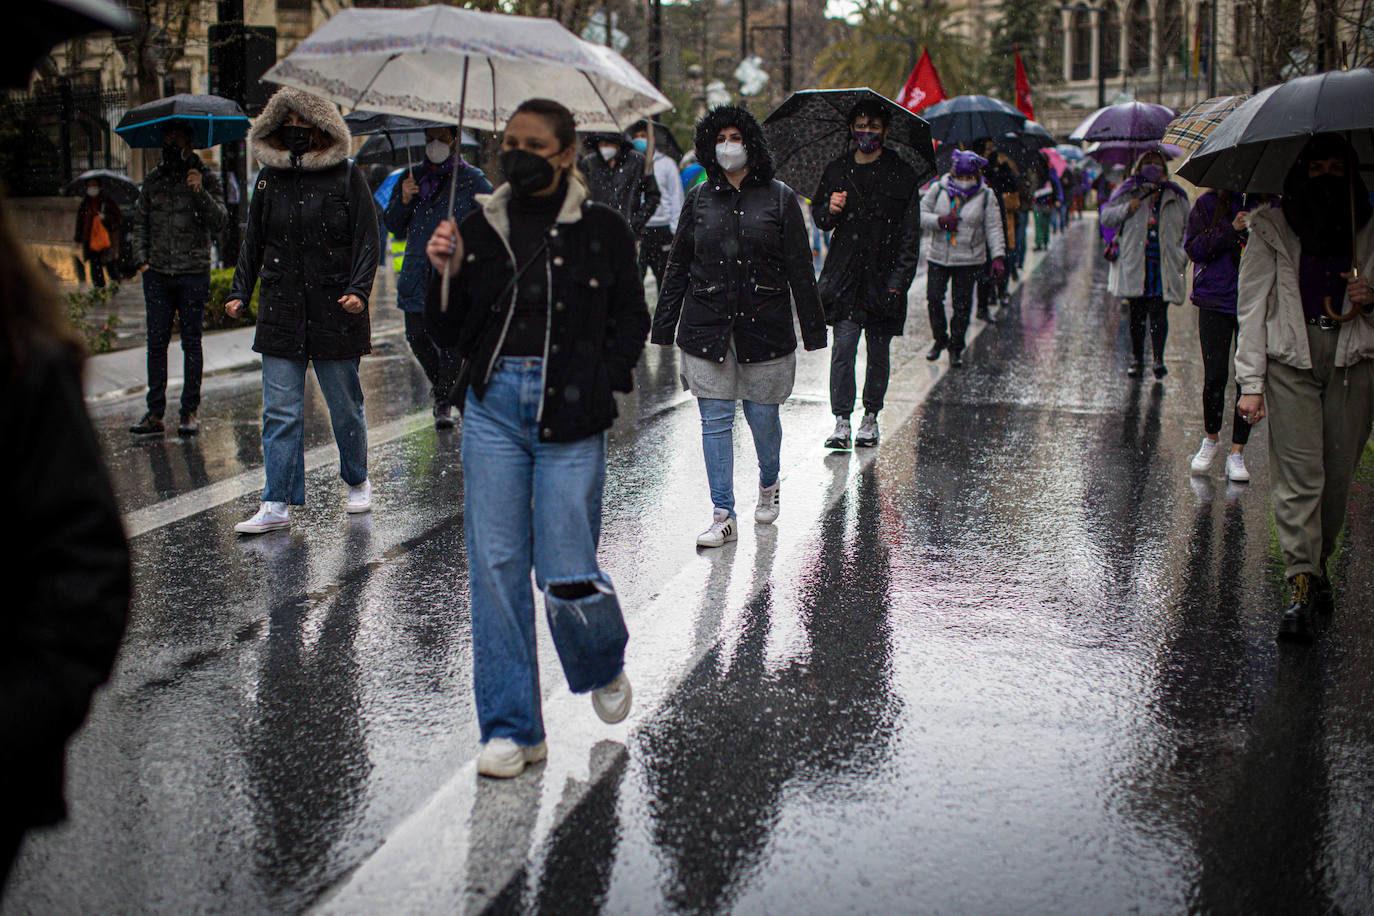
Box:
[6,221,1373,913]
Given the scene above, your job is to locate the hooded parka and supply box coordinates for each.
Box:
[811,150,922,336]
[580,134,661,236]
[652,106,827,362]
[423,178,651,443]
[229,87,380,361]
[1099,156,1188,303]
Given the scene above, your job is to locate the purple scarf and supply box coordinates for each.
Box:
[945,174,983,201]
[417,157,455,203]
[1106,173,1186,207]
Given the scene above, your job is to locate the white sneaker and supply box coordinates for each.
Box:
[591,671,633,724]
[235,501,290,534]
[1225,451,1250,482]
[1190,437,1219,475]
[824,416,851,450]
[696,508,738,548]
[854,413,879,447]
[755,482,780,524]
[477,737,548,779]
[346,479,372,514]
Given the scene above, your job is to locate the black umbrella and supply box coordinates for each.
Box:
[344,112,451,136]
[115,94,251,148]
[1177,68,1374,322]
[763,88,935,198]
[62,168,138,207]
[354,128,480,168]
[4,0,134,90]
[920,94,1027,148]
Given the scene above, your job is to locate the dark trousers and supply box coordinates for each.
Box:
[82,255,107,288]
[976,260,1007,311]
[1197,307,1252,445]
[1127,295,1169,364]
[404,311,460,405]
[829,318,892,416]
[927,262,981,352]
[143,269,209,416]
[639,224,674,286]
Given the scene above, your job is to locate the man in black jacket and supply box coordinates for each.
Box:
[580,133,661,239]
[128,121,228,437]
[812,100,922,450]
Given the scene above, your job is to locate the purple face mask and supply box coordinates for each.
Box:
[854,129,883,154]
[1140,164,1165,183]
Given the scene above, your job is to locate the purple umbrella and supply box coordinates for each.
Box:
[1069,101,1176,143]
[1085,140,1185,167]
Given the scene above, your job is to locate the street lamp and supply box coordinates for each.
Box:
[1059,3,1106,109]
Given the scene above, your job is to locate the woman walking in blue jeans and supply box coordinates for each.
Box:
[652,106,827,548]
[225,87,379,534]
[425,99,650,778]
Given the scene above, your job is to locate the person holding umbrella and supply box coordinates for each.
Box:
[1100,149,1188,380]
[384,124,492,429]
[128,121,228,436]
[810,98,921,450]
[223,87,380,535]
[654,105,827,547]
[73,177,123,289]
[423,98,648,777]
[920,149,1006,367]
[1234,134,1374,642]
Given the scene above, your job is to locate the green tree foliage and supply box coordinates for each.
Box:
[815,0,978,98]
[984,3,1049,98]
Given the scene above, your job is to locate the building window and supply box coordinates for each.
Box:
[1072,9,1093,81]
[1160,0,1185,67]
[1047,21,1065,78]
[1102,2,1122,78]
[1128,0,1151,72]
[1234,2,1251,56]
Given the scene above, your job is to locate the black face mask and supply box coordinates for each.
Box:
[278,125,313,158]
[500,148,559,198]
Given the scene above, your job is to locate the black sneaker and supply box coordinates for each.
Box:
[177,410,199,436]
[926,341,946,362]
[1277,573,1316,644]
[824,417,852,450]
[1153,361,1169,379]
[976,307,996,324]
[130,412,164,435]
[433,401,456,430]
[1126,361,1143,378]
[949,350,963,368]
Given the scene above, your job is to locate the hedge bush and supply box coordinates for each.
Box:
[63,283,121,354]
[205,267,259,330]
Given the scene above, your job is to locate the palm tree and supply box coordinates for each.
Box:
[816,0,979,97]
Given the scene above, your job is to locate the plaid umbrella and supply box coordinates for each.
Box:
[1162,95,1247,151]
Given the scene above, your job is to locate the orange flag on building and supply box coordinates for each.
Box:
[1014,47,1034,120]
[897,47,947,114]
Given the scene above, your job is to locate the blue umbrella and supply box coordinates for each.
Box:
[115,94,251,148]
[373,167,405,210]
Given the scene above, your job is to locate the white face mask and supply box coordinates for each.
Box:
[952,177,978,189]
[426,139,452,164]
[86,186,100,197]
[599,144,619,161]
[716,141,748,172]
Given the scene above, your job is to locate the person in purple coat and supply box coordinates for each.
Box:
[1184,189,1253,482]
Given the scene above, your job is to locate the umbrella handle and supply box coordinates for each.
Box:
[440,57,471,314]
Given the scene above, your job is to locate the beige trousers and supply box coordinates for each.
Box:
[1264,325,1374,579]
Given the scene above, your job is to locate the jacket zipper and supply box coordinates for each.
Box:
[536,252,554,423]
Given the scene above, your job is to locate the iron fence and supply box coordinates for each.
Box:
[0,84,128,195]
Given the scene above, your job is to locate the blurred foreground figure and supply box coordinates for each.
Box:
[0,190,130,895]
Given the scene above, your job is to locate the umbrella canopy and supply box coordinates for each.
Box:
[345,111,451,136]
[1020,120,1056,149]
[355,128,480,167]
[61,168,138,206]
[1055,143,1085,161]
[762,88,935,197]
[263,5,670,133]
[920,94,1027,147]
[115,94,251,148]
[1085,140,1185,167]
[1177,69,1374,193]
[1041,147,1068,176]
[1162,95,1247,152]
[1069,101,1176,143]
[4,0,134,90]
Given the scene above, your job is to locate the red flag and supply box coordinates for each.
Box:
[897,47,947,114]
[1013,47,1034,120]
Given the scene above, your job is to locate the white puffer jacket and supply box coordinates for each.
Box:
[920,177,1006,267]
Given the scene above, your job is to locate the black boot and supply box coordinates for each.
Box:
[949,349,963,368]
[177,410,199,436]
[130,412,164,435]
[976,306,995,323]
[1126,360,1143,378]
[1313,576,1335,615]
[1277,573,1316,643]
[1153,360,1168,379]
[433,401,456,430]
[926,340,946,362]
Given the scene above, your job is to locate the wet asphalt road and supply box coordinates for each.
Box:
[6,219,1374,914]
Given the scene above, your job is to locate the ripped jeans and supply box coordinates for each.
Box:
[461,358,628,747]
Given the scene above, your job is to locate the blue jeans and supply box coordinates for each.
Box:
[462,357,628,747]
[697,397,781,517]
[261,354,368,505]
[1013,210,1028,268]
[143,269,209,416]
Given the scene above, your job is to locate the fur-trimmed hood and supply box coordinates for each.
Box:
[250,87,351,171]
[694,105,774,187]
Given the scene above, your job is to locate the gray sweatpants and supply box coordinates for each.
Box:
[1264,325,1374,579]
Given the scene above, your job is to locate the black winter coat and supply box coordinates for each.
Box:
[424,180,651,443]
[3,344,129,835]
[230,160,380,361]
[580,139,661,236]
[130,156,228,274]
[811,151,921,336]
